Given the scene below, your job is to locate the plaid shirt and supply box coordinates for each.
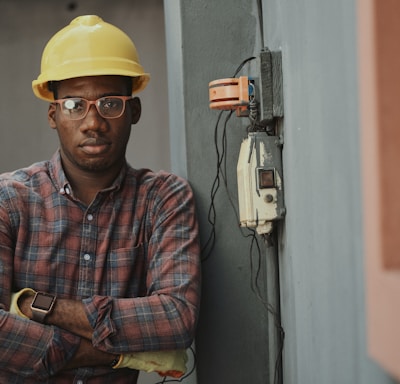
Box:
[0,151,201,383]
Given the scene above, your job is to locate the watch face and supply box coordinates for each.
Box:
[32,293,55,310]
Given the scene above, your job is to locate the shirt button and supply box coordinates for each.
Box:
[83,254,91,261]
[87,214,94,221]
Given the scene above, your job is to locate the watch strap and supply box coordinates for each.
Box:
[31,308,48,323]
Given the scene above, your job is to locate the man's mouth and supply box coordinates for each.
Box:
[79,138,111,155]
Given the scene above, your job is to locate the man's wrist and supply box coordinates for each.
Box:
[19,290,35,319]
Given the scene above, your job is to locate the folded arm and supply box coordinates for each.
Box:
[17,294,117,368]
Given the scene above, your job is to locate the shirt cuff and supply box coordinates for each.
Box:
[39,328,81,377]
[82,296,117,350]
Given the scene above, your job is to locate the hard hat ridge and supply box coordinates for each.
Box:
[32,15,150,101]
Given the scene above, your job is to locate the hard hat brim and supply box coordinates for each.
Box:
[32,72,150,102]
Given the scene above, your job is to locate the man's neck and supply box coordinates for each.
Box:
[69,172,116,205]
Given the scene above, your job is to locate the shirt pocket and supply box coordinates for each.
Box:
[102,243,148,297]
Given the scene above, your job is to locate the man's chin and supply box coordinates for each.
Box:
[78,158,111,173]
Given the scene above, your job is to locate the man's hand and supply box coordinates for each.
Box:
[63,338,119,370]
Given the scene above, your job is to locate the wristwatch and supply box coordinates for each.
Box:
[30,292,57,323]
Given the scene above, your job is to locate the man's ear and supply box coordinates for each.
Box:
[48,103,57,129]
[129,97,141,124]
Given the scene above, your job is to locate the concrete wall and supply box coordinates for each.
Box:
[261,0,394,382]
[166,0,400,383]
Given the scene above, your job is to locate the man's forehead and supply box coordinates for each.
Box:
[57,75,129,96]
[59,75,127,87]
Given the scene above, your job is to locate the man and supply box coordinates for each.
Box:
[0,15,201,383]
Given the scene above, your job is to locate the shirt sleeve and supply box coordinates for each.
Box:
[0,313,80,379]
[83,174,201,353]
[0,197,81,379]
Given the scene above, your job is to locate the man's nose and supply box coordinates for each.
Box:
[80,105,106,131]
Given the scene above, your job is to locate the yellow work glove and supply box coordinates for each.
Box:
[10,288,36,318]
[113,349,188,378]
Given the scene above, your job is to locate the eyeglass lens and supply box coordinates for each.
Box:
[59,97,129,120]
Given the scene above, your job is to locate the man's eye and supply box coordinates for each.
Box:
[102,100,117,110]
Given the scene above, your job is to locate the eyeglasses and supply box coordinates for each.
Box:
[52,96,132,120]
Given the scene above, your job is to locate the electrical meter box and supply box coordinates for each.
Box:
[237,132,285,235]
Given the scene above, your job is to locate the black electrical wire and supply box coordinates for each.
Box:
[201,110,233,262]
[257,0,265,49]
[202,57,256,262]
[247,230,285,384]
[231,56,256,78]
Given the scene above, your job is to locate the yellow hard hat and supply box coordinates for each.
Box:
[32,15,150,101]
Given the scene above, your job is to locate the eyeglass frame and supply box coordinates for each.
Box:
[51,96,133,120]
